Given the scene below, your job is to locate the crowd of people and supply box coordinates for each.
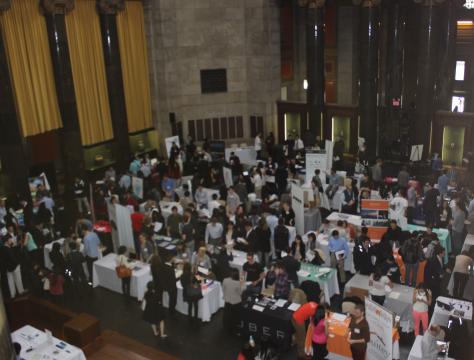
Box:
[1,133,474,360]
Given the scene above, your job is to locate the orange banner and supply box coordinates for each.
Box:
[361,199,390,211]
[367,226,388,241]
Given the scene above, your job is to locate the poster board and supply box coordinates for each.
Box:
[165,136,180,158]
[360,199,389,219]
[410,144,423,162]
[305,152,327,185]
[366,226,389,242]
[132,177,144,200]
[291,183,305,236]
[223,167,233,188]
[365,298,393,360]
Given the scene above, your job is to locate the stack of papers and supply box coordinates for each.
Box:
[389,291,400,299]
[297,270,311,278]
[252,305,265,312]
[331,313,348,322]
[275,299,287,308]
[288,303,301,311]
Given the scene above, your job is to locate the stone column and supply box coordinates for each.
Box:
[300,0,325,145]
[435,0,462,110]
[413,0,444,152]
[384,0,407,140]
[97,0,130,172]
[0,289,14,360]
[0,0,31,202]
[41,0,84,222]
[355,0,381,158]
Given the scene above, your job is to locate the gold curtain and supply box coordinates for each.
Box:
[0,0,62,137]
[117,1,153,133]
[65,0,113,145]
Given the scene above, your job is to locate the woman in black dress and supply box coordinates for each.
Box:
[180,263,202,320]
[142,281,166,338]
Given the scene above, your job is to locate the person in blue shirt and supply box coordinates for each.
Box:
[129,156,141,175]
[328,230,349,283]
[83,227,101,283]
[437,169,449,197]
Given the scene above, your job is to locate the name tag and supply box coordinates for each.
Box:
[354,328,360,334]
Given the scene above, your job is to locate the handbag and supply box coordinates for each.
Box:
[115,257,132,279]
[186,284,203,301]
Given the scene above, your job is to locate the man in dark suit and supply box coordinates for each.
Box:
[66,241,86,288]
[353,236,373,275]
[424,246,445,314]
[161,256,178,315]
[282,248,301,287]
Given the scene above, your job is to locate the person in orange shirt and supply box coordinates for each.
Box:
[292,301,318,359]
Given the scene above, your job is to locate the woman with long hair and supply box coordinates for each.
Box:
[368,266,392,306]
[412,283,431,337]
[142,281,166,338]
[255,217,271,266]
[312,304,329,360]
[180,262,201,320]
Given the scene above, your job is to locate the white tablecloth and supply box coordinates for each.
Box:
[430,296,473,327]
[93,253,224,322]
[321,187,344,211]
[326,212,363,227]
[408,335,454,360]
[297,264,340,304]
[316,234,356,273]
[287,226,296,246]
[12,325,86,360]
[344,274,414,332]
[225,146,257,165]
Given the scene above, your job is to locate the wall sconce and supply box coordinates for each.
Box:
[303,79,308,90]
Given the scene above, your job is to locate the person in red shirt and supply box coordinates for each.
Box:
[292,301,318,359]
[130,205,145,255]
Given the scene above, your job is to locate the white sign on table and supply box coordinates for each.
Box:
[305,152,327,184]
[165,135,180,158]
[291,183,305,236]
[223,166,233,188]
[325,140,333,172]
[365,298,393,360]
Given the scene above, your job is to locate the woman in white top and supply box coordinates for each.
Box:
[251,168,263,199]
[368,266,393,306]
[412,283,432,336]
[116,246,135,297]
[255,132,262,159]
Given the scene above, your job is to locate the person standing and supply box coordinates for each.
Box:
[222,268,243,334]
[452,248,474,299]
[407,182,417,225]
[161,255,178,315]
[371,159,383,190]
[73,177,90,215]
[312,305,329,360]
[3,235,24,298]
[437,170,449,198]
[254,132,262,160]
[347,304,370,360]
[412,284,432,337]
[424,246,445,313]
[451,201,466,255]
[397,165,410,190]
[115,246,134,297]
[83,226,101,283]
[292,301,318,360]
[400,237,423,287]
[423,183,440,229]
[181,262,202,320]
[255,217,271,266]
[368,266,392,306]
[66,241,86,293]
[328,230,349,284]
[142,281,167,338]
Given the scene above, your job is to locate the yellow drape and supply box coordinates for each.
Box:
[65,0,113,145]
[116,1,153,133]
[0,0,62,137]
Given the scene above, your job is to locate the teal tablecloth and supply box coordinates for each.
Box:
[406,224,451,263]
[297,263,339,303]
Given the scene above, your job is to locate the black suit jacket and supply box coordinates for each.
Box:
[161,263,177,291]
[424,256,443,287]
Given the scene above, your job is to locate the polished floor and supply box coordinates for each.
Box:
[60,284,417,360]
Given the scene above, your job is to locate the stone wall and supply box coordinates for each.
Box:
[143,0,281,147]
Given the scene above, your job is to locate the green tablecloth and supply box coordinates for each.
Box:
[406,224,451,263]
[297,263,339,303]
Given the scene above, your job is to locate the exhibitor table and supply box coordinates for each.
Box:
[11,325,86,360]
[344,273,414,332]
[92,253,223,321]
[238,297,295,352]
[315,233,356,274]
[297,263,339,304]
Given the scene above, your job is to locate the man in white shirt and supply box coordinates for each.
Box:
[205,217,224,248]
[194,185,208,208]
[389,191,408,229]
[208,194,221,218]
[255,132,262,160]
[226,187,241,214]
[294,136,304,154]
